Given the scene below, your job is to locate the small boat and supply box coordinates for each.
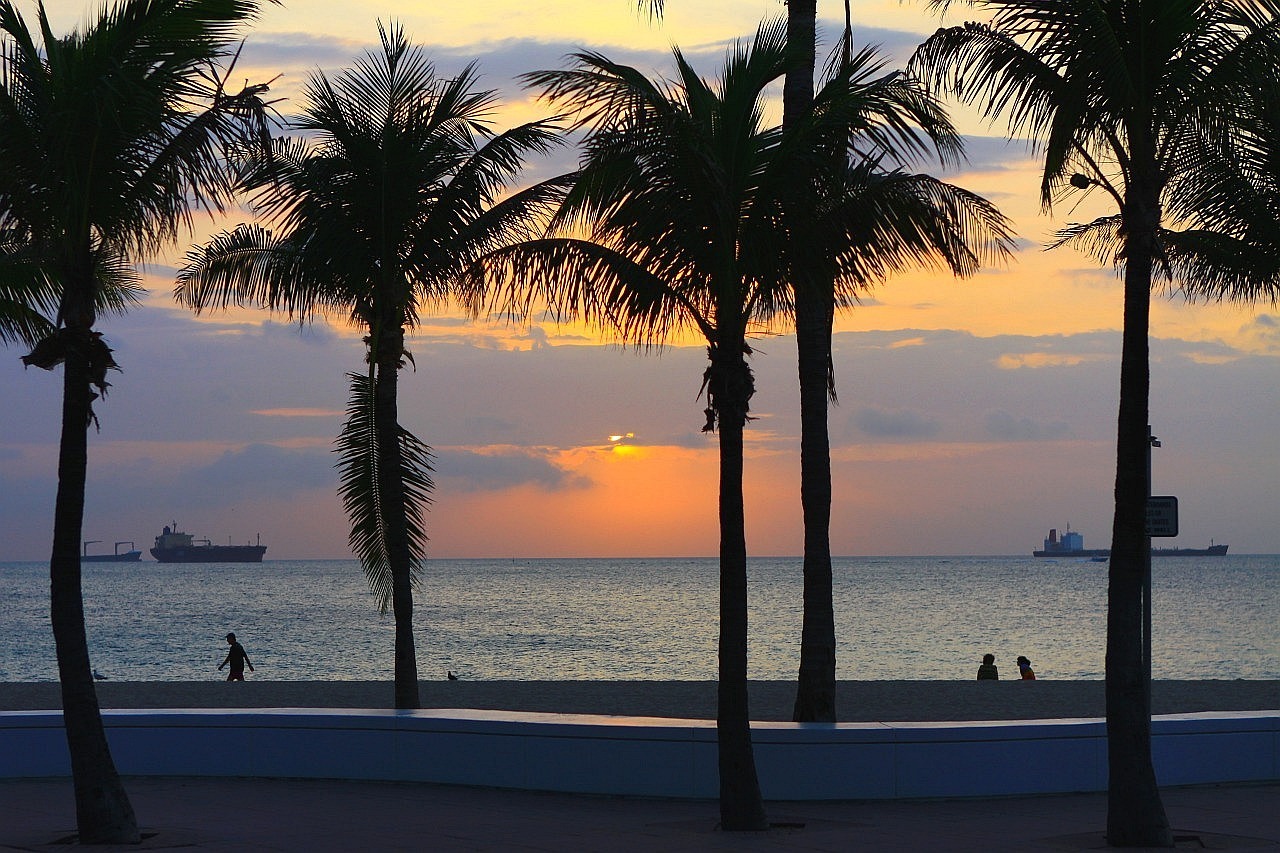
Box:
[82,540,143,562]
[150,522,267,563]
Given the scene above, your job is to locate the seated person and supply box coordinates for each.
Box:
[976,653,999,680]
[1016,655,1036,680]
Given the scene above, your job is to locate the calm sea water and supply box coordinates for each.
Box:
[1,555,1276,682]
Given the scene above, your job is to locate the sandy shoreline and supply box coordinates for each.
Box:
[2,680,1276,721]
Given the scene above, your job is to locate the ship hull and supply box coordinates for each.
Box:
[82,551,143,562]
[1033,548,1108,558]
[150,545,267,563]
[1033,544,1228,558]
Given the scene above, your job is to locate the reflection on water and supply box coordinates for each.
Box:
[2,555,1276,681]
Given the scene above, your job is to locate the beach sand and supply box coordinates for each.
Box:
[2,680,1276,721]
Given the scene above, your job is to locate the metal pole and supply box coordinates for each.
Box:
[1145,426,1156,717]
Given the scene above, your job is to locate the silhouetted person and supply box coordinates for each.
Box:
[1016,655,1036,680]
[219,632,254,681]
[976,653,999,680]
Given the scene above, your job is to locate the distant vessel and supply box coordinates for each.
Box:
[150,523,267,563]
[1034,526,1108,558]
[82,540,143,563]
[1033,526,1228,558]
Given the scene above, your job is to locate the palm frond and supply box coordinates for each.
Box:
[0,0,274,332]
[0,230,58,344]
[175,223,345,319]
[1050,214,1124,264]
[0,272,54,345]
[814,46,962,168]
[334,371,434,612]
[468,236,707,345]
[810,166,1014,298]
[1163,228,1280,305]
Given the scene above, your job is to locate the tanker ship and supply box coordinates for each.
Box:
[150,522,267,563]
[1032,525,1227,558]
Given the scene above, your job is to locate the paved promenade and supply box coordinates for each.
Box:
[4,682,1276,850]
[2,776,1278,851]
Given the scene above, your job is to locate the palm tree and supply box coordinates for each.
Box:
[641,0,843,728]
[786,34,1011,723]
[0,0,272,841]
[639,0,1009,724]
[911,1,1280,845]
[495,25,792,829]
[470,19,1008,829]
[176,21,563,710]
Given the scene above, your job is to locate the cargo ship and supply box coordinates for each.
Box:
[150,523,267,563]
[1033,526,1227,558]
[82,540,143,562]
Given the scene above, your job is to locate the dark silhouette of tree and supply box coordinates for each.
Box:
[639,0,1010,724]
[912,1,1280,845]
[176,22,562,709]
[470,18,1009,828]
[0,0,273,841]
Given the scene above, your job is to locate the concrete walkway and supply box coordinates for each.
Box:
[2,777,1277,852]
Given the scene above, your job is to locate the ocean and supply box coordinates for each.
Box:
[1,555,1276,682]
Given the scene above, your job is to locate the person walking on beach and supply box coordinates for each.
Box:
[1016,655,1036,680]
[977,653,999,680]
[218,633,254,681]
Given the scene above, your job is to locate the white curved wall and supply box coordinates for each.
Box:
[2,708,1275,800]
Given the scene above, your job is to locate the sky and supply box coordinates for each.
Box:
[2,0,1277,560]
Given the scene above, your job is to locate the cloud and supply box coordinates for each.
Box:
[943,134,1041,175]
[241,30,369,71]
[1238,313,1280,355]
[851,406,941,439]
[985,410,1071,442]
[997,352,1111,369]
[190,442,336,489]
[436,446,592,492]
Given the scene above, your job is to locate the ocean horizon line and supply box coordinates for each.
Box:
[7,552,1279,563]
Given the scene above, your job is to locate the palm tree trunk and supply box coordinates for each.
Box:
[793,287,837,722]
[713,346,768,831]
[1105,176,1172,848]
[785,0,837,724]
[52,328,139,844]
[374,333,421,710]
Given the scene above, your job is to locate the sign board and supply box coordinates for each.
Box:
[1147,495,1179,537]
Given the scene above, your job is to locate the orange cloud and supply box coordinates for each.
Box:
[996,352,1111,369]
